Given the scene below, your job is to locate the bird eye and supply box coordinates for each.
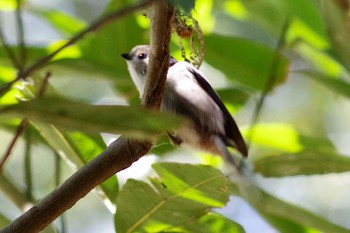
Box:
[138,53,147,60]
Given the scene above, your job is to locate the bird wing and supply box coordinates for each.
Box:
[188,67,248,157]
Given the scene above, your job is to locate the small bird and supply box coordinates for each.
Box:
[121,45,247,167]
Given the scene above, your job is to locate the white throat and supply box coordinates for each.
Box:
[126,62,146,97]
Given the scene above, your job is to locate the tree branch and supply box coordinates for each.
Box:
[0,0,174,232]
[1,138,152,233]
[142,0,174,109]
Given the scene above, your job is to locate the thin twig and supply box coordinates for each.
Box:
[15,0,26,67]
[247,18,290,142]
[55,152,66,233]
[37,72,51,97]
[0,0,153,97]
[0,119,29,173]
[24,127,33,202]
[0,71,51,174]
[0,22,21,69]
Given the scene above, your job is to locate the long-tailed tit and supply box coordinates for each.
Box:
[121,45,248,167]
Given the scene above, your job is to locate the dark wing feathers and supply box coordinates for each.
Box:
[189,69,248,157]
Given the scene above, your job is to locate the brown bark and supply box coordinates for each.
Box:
[0,0,174,232]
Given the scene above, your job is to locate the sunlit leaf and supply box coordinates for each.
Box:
[0,97,186,139]
[115,163,230,233]
[65,132,105,162]
[287,17,328,50]
[0,66,16,83]
[225,0,248,20]
[295,43,344,77]
[47,40,82,61]
[243,123,303,153]
[152,163,229,207]
[0,88,20,105]
[285,0,326,39]
[205,34,289,91]
[0,0,17,11]
[187,212,245,233]
[192,0,214,33]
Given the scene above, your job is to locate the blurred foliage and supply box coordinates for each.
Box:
[1,0,350,232]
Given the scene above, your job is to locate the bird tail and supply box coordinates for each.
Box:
[213,135,244,173]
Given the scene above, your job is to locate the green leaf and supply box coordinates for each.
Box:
[0,97,186,139]
[31,121,117,208]
[240,0,326,40]
[149,133,175,156]
[0,213,11,228]
[254,151,350,177]
[77,2,147,96]
[300,70,350,98]
[229,182,350,233]
[216,87,250,107]
[115,163,230,233]
[320,0,350,72]
[64,132,119,202]
[169,0,195,13]
[257,191,350,233]
[294,43,344,77]
[64,132,105,163]
[39,10,87,36]
[187,212,245,233]
[243,123,303,153]
[0,0,17,11]
[152,163,229,207]
[260,213,320,233]
[205,34,289,91]
[285,0,327,40]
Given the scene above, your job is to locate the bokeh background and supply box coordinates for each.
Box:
[1,0,350,232]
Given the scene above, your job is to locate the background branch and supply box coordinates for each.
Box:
[0,0,153,97]
[0,0,174,232]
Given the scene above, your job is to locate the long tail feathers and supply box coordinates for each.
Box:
[214,135,244,173]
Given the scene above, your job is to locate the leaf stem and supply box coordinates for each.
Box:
[0,24,20,69]
[0,119,28,174]
[247,17,290,143]
[15,0,26,68]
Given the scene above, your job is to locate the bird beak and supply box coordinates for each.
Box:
[121,53,131,60]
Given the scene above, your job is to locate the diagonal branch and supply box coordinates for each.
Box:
[0,0,174,232]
